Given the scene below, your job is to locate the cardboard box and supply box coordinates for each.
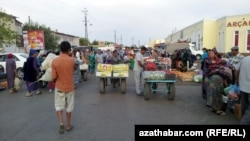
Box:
[180,75,193,81]
[0,81,8,89]
[234,104,242,120]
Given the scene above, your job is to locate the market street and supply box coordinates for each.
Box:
[0,70,239,141]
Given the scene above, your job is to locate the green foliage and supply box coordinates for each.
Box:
[22,22,59,50]
[79,38,90,46]
[0,11,17,50]
[92,40,98,45]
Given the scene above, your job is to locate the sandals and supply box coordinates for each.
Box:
[58,125,64,134]
[66,126,74,132]
[58,125,74,134]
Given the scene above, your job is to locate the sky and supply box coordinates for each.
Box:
[0,0,250,46]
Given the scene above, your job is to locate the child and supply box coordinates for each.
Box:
[49,81,55,93]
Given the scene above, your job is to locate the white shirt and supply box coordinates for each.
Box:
[133,52,144,72]
[235,56,250,93]
[95,53,103,63]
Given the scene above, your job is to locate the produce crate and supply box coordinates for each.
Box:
[179,74,194,81]
[165,74,176,80]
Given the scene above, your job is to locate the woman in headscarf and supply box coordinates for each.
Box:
[6,53,17,94]
[203,49,232,115]
[23,49,42,97]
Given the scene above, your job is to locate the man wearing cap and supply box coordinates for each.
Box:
[228,46,244,84]
[133,46,147,95]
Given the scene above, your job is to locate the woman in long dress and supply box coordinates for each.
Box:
[88,51,95,74]
[203,49,232,115]
[6,54,17,94]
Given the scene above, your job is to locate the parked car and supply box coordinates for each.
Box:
[0,53,28,79]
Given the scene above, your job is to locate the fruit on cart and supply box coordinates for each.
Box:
[163,69,176,80]
[145,62,157,71]
[143,71,165,80]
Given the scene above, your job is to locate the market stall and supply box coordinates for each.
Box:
[143,61,176,101]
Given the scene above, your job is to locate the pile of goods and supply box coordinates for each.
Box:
[145,62,157,71]
[163,69,176,80]
[143,71,166,80]
[143,70,176,80]
[223,84,241,117]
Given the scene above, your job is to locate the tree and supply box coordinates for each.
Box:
[22,22,58,51]
[92,40,98,45]
[0,11,17,51]
[79,38,90,46]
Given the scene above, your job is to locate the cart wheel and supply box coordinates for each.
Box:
[83,71,88,81]
[99,78,105,94]
[144,82,150,100]
[167,83,175,100]
[121,79,126,94]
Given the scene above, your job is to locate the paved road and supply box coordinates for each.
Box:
[0,70,239,141]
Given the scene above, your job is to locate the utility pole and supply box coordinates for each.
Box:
[114,30,116,44]
[82,8,88,40]
[131,37,134,46]
[120,35,122,44]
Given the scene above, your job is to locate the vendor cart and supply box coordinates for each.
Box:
[142,67,176,100]
[98,74,127,94]
[144,79,176,100]
[96,64,129,94]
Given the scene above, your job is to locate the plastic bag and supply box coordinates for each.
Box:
[39,67,52,82]
[224,85,232,96]
[14,77,23,90]
[41,53,58,70]
[193,75,202,83]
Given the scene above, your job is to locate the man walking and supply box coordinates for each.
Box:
[52,41,75,134]
[235,56,250,125]
[133,46,147,95]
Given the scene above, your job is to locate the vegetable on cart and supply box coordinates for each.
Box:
[143,61,177,101]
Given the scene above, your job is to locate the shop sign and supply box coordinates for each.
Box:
[227,18,250,28]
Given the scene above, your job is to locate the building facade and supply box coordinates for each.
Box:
[52,31,80,47]
[1,14,24,53]
[165,14,250,53]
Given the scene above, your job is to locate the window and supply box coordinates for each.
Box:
[14,55,20,61]
[247,30,250,50]
[234,31,239,46]
[0,55,6,62]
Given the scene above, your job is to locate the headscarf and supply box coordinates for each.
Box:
[7,53,13,58]
[29,49,37,56]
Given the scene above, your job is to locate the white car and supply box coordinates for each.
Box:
[0,53,28,79]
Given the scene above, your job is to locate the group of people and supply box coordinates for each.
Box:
[201,46,250,124]
[5,49,42,96]
[5,43,250,136]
